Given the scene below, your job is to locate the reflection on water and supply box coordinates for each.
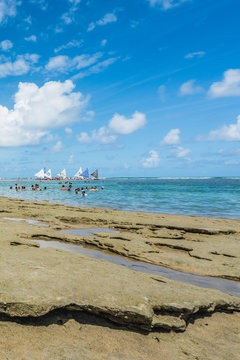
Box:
[60,228,118,236]
[35,239,240,298]
[3,217,49,227]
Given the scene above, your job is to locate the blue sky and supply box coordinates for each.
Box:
[0,0,240,177]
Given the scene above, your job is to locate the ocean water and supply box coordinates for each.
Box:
[1,177,240,218]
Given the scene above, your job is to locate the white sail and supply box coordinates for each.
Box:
[45,169,52,179]
[74,167,83,178]
[35,168,45,178]
[57,169,67,178]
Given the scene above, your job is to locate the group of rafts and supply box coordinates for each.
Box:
[34,167,98,180]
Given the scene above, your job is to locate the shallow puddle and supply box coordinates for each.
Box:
[60,228,118,236]
[3,217,49,227]
[35,239,240,298]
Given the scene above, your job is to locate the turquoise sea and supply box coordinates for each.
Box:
[1,178,240,219]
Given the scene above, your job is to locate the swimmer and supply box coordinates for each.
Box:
[61,185,66,190]
[101,186,104,190]
[82,190,87,197]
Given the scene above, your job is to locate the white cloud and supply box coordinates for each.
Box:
[161,128,180,145]
[24,35,37,42]
[77,111,146,145]
[0,79,88,146]
[77,127,117,144]
[61,0,81,24]
[173,146,191,158]
[207,115,240,141]
[179,80,204,96]
[81,110,95,122]
[130,20,139,28]
[0,39,13,51]
[148,0,191,10]
[65,127,72,134]
[208,69,240,98]
[109,111,146,135]
[45,53,102,73]
[185,51,205,59]
[0,0,19,24]
[88,13,117,32]
[0,54,39,78]
[72,57,118,79]
[54,40,83,53]
[30,0,47,11]
[142,150,160,168]
[52,140,63,152]
[24,16,32,24]
[101,39,107,47]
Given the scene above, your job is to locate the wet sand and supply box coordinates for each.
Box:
[0,196,239,359]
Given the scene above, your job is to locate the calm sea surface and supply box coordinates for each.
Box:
[1,178,240,218]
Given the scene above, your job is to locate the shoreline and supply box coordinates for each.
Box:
[1,193,240,220]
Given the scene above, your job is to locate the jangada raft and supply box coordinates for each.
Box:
[34,167,99,180]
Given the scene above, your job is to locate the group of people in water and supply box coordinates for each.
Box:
[10,184,47,192]
[9,182,104,197]
[60,184,104,197]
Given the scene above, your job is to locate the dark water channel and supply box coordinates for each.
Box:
[34,227,240,298]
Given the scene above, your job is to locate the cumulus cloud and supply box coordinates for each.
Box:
[109,111,146,134]
[0,53,39,78]
[0,79,88,146]
[208,69,240,98]
[179,80,204,96]
[142,150,160,168]
[185,51,205,59]
[45,53,102,73]
[0,39,13,51]
[161,128,180,145]
[77,111,147,145]
[77,127,117,144]
[24,35,37,42]
[207,115,240,141]
[88,13,117,32]
[0,0,19,24]
[148,0,191,10]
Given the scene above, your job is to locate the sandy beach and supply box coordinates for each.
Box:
[0,196,240,359]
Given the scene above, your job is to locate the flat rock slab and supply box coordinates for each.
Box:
[0,311,239,360]
[0,239,239,332]
[0,197,240,280]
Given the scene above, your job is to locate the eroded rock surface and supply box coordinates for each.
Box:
[1,197,239,280]
[0,197,240,358]
[0,228,239,332]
